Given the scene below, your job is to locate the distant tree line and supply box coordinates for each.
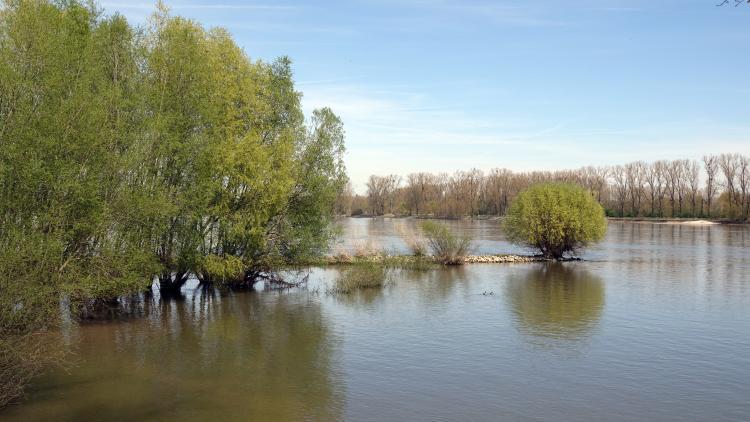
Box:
[0,0,346,405]
[339,154,750,221]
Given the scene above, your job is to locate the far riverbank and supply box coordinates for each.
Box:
[343,214,748,224]
[607,217,748,225]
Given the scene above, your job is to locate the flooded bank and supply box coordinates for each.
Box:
[3,220,750,421]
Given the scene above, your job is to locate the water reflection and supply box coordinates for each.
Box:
[335,216,527,255]
[6,219,750,421]
[506,263,605,344]
[405,266,470,300]
[6,289,344,422]
[333,287,387,308]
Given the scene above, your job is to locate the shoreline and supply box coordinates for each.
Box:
[606,217,747,225]
[342,215,748,225]
[319,254,570,266]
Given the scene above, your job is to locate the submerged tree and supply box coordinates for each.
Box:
[503,183,607,259]
[193,66,347,288]
[0,0,154,403]
[0,0,346,404]
[134,5,347,290]
[0,0,157,307]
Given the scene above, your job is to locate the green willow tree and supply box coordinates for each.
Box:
[142,11,223,292]
[0,1,156,312]
[1,0,346,404]
[0,0,155,404]
[195,79,347,287]
[140,8,347,289]
[193,41,301,287]
[503,183,607,259]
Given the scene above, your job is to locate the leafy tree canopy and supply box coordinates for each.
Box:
[503,183,607,259]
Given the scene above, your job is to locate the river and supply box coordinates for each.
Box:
[3,219,750,421]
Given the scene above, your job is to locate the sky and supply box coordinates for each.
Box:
[101,0,750,192]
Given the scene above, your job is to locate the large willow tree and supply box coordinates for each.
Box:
[1,0,347,301]
[0,0,346,404]
[140,7,347,290]
[0,1,157,312]
[0,0,157,405]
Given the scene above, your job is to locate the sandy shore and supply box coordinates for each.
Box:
[669,220,718,226]
[608,217,739,225]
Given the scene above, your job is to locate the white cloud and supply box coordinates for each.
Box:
[301,81,750,193]
[300,82,577,191]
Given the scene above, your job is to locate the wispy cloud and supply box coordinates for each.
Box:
[301,81,579,190]
[101,0,750,190]
[302,83,535,145]
[302,78,750,191]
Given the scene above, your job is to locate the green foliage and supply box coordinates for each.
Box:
[0,0,155,402]
[420,221,473,265]
[505,263,604,340]
[0,0,346,297]
[329,262,389,294]
[198,255,246,285]
[382,255,436,271]
[1,0,345,292]
[0,0,347,403]
[279,107,348,262]
[0,232,64,407]
[503,183,607,258]
[0,0,157,300]
[140,13,347,287]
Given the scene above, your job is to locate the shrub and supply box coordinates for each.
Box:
[421,221,473,265]
[0,278,63,407]
[353,240,382,258]
[0,328,64,408]
[330,262,388,293]
[0,236,67,407]
[503,183,607,259]
[396,224,428,257]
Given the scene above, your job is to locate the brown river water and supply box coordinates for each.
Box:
[3,219,750,421]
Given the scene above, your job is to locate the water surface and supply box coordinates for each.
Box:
[4,219,750,421]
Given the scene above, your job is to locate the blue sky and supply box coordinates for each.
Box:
[102,0,750,191]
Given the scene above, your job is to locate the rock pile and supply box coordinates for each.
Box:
[463,254,545,263]
[322,253,551,265]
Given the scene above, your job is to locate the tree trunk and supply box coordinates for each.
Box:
[159,271,189,295]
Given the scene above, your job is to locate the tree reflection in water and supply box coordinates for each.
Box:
[506,263,605,345]
[8,288,344,422]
